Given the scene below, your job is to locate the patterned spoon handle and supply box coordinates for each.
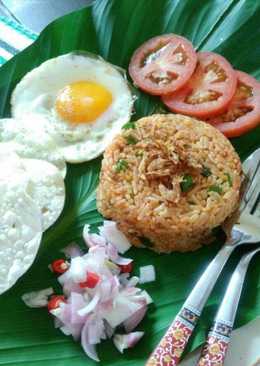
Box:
[197,247,260,366]
[146,305,200,366]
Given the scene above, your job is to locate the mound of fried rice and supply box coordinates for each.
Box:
[97,114,242,252]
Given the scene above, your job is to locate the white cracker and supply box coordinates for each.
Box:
[0,149,28,188]
[22,158,65,230]
[0,179,42,295]
[0,116,67,177]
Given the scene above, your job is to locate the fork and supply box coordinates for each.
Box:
[197,247,260,366]
[146,148,260,366]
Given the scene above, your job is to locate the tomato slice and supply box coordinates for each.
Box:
[162,52,237,118]
[205,71,260,138]
[128,34,197,95]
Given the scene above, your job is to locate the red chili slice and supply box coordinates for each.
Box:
[205,71,260,137]
[51,259,69,274]
[79,271,100,289]
[47,295,66,311]
[162,52,237,118]
[129,34,197,95]
[118,262,133,274]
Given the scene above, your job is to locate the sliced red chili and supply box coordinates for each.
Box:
[79,271,100,289]
[118,262,133,273]
[51,259,69,274]
[47,295,66,311]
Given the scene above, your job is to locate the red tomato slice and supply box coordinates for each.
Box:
[162,52,237,118]
[129,34,197,95]
[205,71,260,138]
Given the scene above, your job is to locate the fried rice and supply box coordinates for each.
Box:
[96,114,242,252]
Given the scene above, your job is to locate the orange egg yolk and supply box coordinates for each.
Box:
[55,81,113,124]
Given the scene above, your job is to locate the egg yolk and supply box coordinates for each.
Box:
[55,81,113,124]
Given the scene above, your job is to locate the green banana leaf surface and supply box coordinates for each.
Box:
[1,1,260,365]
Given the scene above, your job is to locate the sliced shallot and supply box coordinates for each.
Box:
[113,332,144,353]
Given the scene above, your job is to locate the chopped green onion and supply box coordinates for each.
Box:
[122,121,136,130]
[115,159,128,173]
[201,166,212,177]
[208,185,223,194]
[225,173,233,187]
[180,174,194,192]
[135,151,144,157]
[125,135,138,145]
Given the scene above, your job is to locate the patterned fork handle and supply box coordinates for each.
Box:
[197,247,260,366]
[197,320,232,366]
[146,244,234,366]
[146,305,200,365]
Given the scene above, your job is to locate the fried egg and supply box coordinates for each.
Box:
[0,154,42,295]
[0,115,66,177]
[11,53,134,163]
[22,158,65,231]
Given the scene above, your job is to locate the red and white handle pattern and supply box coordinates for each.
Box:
[146,307,200,366]
[197,335,229,366]
[197,320,232,366]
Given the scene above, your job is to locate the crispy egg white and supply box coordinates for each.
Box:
[22,158,65,231]
[0,154,42,295]
[0,115,66,177]
[11,53,134,163]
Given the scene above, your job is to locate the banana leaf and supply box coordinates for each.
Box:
[1,1,260,365]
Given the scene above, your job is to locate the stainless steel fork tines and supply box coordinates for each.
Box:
[146,148,260,366]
